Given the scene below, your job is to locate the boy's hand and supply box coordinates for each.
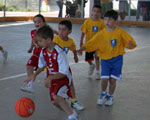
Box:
[27,48,32,53]
[24,73,36,83]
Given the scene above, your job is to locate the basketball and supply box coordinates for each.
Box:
[15,97,35,118]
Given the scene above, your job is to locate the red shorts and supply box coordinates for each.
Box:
[49,77,72,101]
[26,55,39,69]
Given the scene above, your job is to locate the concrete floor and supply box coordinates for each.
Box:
[0,22,150,120]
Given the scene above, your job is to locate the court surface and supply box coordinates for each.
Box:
[0,22,150,120]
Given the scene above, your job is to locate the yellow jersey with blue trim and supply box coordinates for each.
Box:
[53,35,76,54]
[83,27,137,60]
[81,18,105,43]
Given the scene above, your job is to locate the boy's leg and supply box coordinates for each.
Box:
[70,80,84,111]
[105,78,116,106]
[85,52,95,76]
[95,54,100,80]
[0,46,8,63]
[20,66,34,93]
[97,78,108,105]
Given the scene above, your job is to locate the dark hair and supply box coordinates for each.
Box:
[59,20,72,30]
[33,14,46,23]
[36,25,54,40]
[92,5,102,11]
[104,10,118,20]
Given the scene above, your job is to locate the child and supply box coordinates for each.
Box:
[80,5,105,80]
[0,45,8,63]
[78,10,136,106]
[26,25,79,120]
[53,20,84,111]
[20,14,58,93]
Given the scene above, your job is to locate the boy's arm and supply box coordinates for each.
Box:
[122,30,137,49]
[80,32,85,48]
[72,50,78,63]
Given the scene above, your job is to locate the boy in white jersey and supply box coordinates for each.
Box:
[26,25,79,120]
[78,10,137,106]
[80,5,105,80]
[53,20,84,111]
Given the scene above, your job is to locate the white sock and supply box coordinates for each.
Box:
[28,80,33,87]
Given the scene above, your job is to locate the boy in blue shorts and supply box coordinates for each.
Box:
[78,10,137,106]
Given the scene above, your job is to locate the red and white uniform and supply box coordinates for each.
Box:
[38,45,72,101]
[27,29,42,68]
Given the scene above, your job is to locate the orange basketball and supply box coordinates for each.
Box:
[15,97,35,118]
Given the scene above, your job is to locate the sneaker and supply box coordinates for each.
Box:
[20,84,34,93]
[95,72,100,80]
[105,95,113,106]
[97,92,107,105]
[67,110,78,120]
[2,51,8,63]
[88,64,95,75]
[71,101,84,111]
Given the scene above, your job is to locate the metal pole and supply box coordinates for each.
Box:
[39,0,41,14]
[128,0,131,20]
[81,0,84,18]
[3,0,6,17]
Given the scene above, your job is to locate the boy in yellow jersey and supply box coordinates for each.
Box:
[78,10,136,106]
[53,20,84,111]
[80,5,105,80]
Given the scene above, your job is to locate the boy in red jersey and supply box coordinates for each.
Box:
[21,14,58,93]
[26,25,79,120]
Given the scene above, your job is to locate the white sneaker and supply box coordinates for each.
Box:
[2,51,8,63]
[95,72,100,80]
[97,92,107,105]
[67,110,78,120]
[20,84,34,93]
[71,101,84,111]
[88,64,95,75]
[105,95,113,106]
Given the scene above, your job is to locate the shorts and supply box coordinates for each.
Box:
[26,55,39,69]
[101,55,123,80]
[49,77,72,101]
[85,52,95,61]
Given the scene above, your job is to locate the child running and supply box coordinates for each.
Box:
[20,14,58,93]
[78,10,137,106]
[0,45,8,63]
[53,20,84,111]
[26,25,79,120]
[80,5,105,80]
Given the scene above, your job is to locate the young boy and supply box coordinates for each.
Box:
[20,14,58,93]
[78,10,136,106]
[0,45,8,63]
[53,20,84,111]
[80,5,105,80]
[26,25,79,120]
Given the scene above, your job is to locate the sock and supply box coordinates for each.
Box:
[28,80,33,87]
[101,91,107,95]
[71,98,78,103]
